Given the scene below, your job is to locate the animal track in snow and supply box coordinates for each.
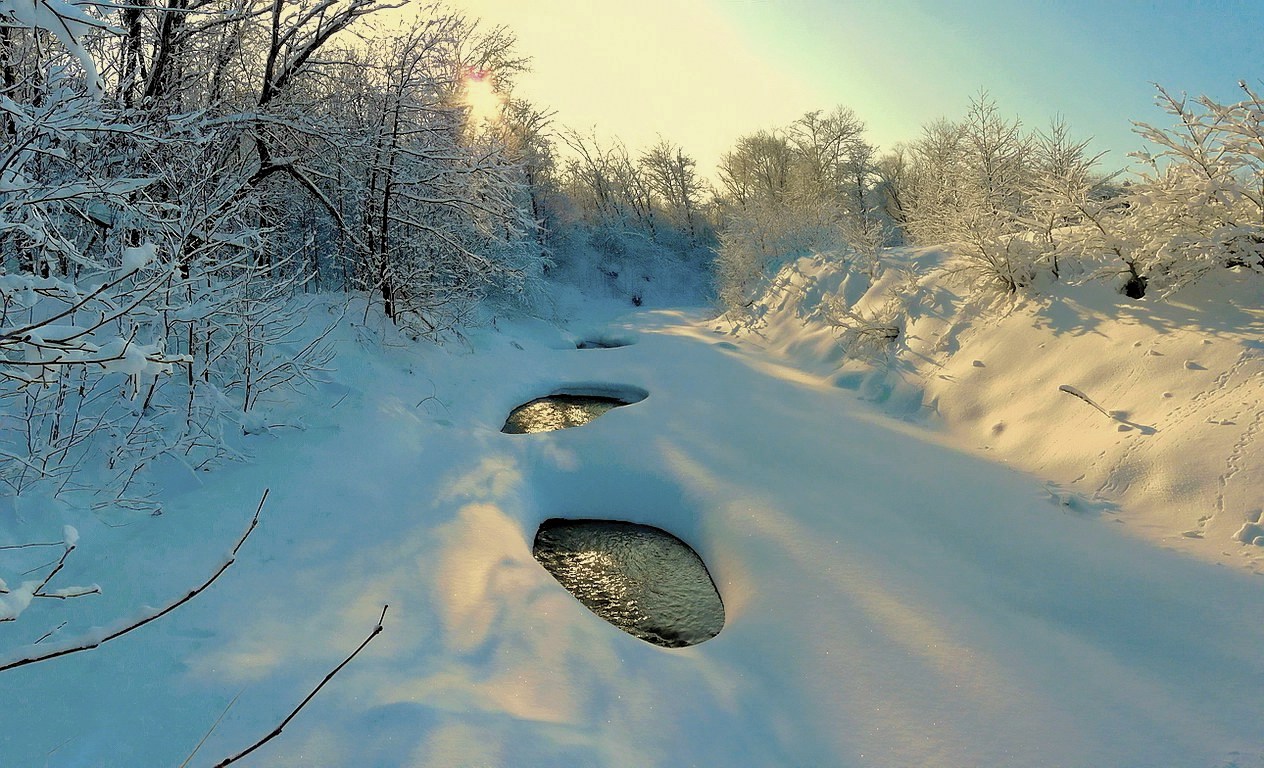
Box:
[1092,353,1262,503]
[1216,394,1264,532]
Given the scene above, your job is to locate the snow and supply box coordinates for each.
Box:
[1,281,1264,766]
[0,580,37,622]
[720,248,1264,572]
[94,338,170,377]
[121,242,157,272]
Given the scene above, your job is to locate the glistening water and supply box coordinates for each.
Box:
[502,392,643,434]
[532,518,725,648]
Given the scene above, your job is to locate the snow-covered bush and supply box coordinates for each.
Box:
[1119,84,1264,295]
[824,294,903,359]
[714,196,846,311]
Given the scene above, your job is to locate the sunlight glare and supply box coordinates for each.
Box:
[462,68,504,126]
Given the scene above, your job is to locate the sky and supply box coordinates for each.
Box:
[429,0,1255,178]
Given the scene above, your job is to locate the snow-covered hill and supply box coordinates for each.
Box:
[716,248,1264,573]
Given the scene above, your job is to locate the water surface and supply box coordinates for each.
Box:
[533,518,725,648]
[502,390,644,434]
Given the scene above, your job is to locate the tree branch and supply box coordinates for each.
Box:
[212,604,389,766]
[0,489,268,674]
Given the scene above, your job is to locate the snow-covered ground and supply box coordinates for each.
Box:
[720,249,1264,573]
[3,283,1264,767]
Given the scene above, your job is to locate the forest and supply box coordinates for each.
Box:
[5,0,1264,510]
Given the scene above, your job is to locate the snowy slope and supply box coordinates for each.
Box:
[720,249,1264,574]
[1,293,1262,767]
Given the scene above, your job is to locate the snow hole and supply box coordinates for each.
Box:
[576,337,633,349]
[532,518,725,648]
[502,386,647,434]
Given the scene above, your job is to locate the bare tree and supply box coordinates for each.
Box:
[641,138,705,243]
[717,129,793,208]
[903,94,1037,295]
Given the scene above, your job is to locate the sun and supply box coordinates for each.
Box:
[462,68,504,126]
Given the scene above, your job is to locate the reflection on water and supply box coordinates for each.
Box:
[533,518,725,648]
[502,395,628,434]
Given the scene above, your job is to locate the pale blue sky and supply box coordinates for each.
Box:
[447,0,1264,176]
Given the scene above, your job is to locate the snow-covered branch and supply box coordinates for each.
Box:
[0,489,267,673]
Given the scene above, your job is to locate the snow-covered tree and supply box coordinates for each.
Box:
[714,107,879,312]
[1119,83,1264,294]
[903,94,1038,295]
[640,139,706,245]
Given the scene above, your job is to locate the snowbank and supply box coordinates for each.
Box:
[718,248,1264,572]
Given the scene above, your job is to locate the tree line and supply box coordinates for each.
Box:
[713,88,1264,310]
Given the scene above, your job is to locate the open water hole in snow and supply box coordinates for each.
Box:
[532,518,725,648]
[576,338,631,349]
[501,388,647,433]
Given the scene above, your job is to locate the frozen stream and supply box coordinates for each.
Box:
[2,306,1263,768]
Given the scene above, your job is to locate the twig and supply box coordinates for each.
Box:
[33,586,101,600]
[1058,384,1111,417]
[32,545,75,596]
[0,489,268,674]
[33,621,67,645]
[1059,384,1158,435]
[179,691,243,768]
[212,604,389,767]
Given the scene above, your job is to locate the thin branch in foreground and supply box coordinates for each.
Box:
[33,621,67,645]
[179,690,243,768]
[0,490,268,674]
[212,604,389,767]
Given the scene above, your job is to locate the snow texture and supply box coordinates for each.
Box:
[721,249,1264,571]
[120,242,157,272]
